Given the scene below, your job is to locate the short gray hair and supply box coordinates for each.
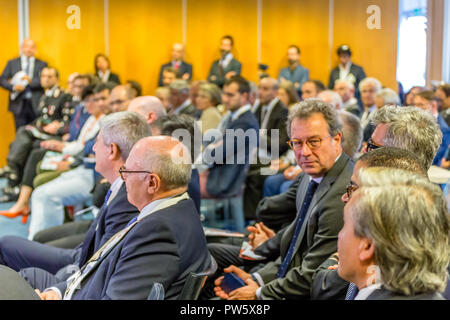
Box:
[339,110,362,158]
[169,79,190,95]
[334,79,355,90]
[359,77,382,93]
[317,90,343,109]
[371,105,442,169]
[143,139,192,190]
[128,96,167,119]
[353,167,450,296]
[99,111,151,160]
[287,99,342,137]
[376,88,401,106]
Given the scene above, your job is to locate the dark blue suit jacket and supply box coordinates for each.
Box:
[57,198,211,300]
[158,61,193,87]
[76,182,139,267]
[206,110,259,197]
[433,115,450,166]
[0,57,48,115]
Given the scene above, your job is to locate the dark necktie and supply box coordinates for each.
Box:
[277,180,319,278]
[345,282,359,300]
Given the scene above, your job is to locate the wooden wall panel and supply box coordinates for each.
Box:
[0,0,19,166]
[261,0,331,85]
[108,0,183,95]
[333,0,399,90]
[29,0,106,88]
[186,0,259,84]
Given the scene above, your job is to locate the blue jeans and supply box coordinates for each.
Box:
[29,166,94,240]
[263,173,294,197]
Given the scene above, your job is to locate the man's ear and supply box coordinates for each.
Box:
[109,143,121,161]
[147,174,161,195]
[358,238,375,263]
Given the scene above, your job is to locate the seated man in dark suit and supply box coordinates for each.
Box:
[337,167,449,300]
[29,136,211,300]
[209,100,353,300]
[158,43,193,87]
[328,45,366,101]
[208,35,242,88]
[0,111,150,281]
[168,80,201,118]
[0,38,48,129]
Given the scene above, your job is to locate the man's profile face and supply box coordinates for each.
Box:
[94,89,112,115]
[290,113,341,178]
[222,82,245,112]
[334,82,353,102]
[301,82,317,100]
[40,68,58,89]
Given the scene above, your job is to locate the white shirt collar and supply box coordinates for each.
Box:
[231,104,251,121]
[45,85,58,97]
[220,53,233,68]
[106,177,123,206]
[354,283,382,300]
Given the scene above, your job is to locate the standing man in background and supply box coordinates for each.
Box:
[278,45,309,97]
[208,35,242,88]
[0,39,48,130]
[158,43,193,87]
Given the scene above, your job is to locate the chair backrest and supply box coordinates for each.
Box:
[147,282,165,300]
[178,255,218,300]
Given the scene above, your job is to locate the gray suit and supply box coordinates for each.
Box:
[208,58,241,88]
[256,153,353,299]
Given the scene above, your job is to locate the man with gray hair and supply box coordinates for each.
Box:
[27,111,151,238]
[334,79,360,117]
[128,95,167,125]
[317,90,343,110]
[368,105,442,170]
[169,79,200,118]
[359,77,382,132]
[337,167,449,299]
[211,99,353,300]
[0,111,150,292]
[339,110,363,159]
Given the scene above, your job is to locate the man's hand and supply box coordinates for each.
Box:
[14,84,25,92]
[181,73,190,80]
[225,71,236,79]
[56,160,71,171]
[21,75,32,83]
[283,165,302,180]
[35,289,61,300]
[41,140,65,152]
[213,265,252,300]
[247,222,275,250]
[228,278,259,300]
[42,121,61,135]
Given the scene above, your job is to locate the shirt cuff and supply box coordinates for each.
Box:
[252,272,264,287]
[256,287,263,300]
[45,287,62,300]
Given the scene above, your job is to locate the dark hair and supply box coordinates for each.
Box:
[305,79,326,93]
[94,81,117,94]
[288,45,300,54]
[151,114,199,162]
[222,35,234,46]
[415,90,435,102]
[437,84,450,98]
[337,45,352,56]
[81,84,96,101]
[74,73,93,85]
[43,66,59,79]
[94,53,111,74]
[358,147,427,176]
[126,80,142,97]
[224,75,250,94]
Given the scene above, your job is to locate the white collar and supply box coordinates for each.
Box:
[354,283,382,300]
[231,104,251,121]
[106,177,123,206]
[137,192,189,221]
[45,85,58,97]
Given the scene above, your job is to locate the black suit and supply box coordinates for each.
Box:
[0,57,48,128]
[95,71,121,84]
[244,99,289,220]
[208,57,241,88]
[0,183,139,275]
[328,63,366,101]
[158,61,193,87]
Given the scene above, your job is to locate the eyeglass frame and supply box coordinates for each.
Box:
[367,138,383,152]
[119,165,152,181]
[287,135,332,151]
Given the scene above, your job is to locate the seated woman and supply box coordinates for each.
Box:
[0,85,103,223]
[195,83,223,134]
[94,53,120,84]
[277,80,300,109]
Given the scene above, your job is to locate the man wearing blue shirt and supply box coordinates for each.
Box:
[278,45,309,96]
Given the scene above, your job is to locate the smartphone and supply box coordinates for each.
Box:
[220,272,246,294]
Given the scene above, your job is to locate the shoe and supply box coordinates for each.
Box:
[0,193,19,203]
[0,166,12,178]
[0,207,30,224]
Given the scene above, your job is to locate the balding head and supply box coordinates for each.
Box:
[128,96,167,125]
[317,90,343,110]
[110,85,134,112]
[21,39,37,57]
[124,136,192,210]
[172,43,185,61]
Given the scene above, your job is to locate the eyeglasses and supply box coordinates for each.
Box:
[346,182,358,200]
[367,138,383,152]
[287,135,331,150]
[119,165,152,181]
